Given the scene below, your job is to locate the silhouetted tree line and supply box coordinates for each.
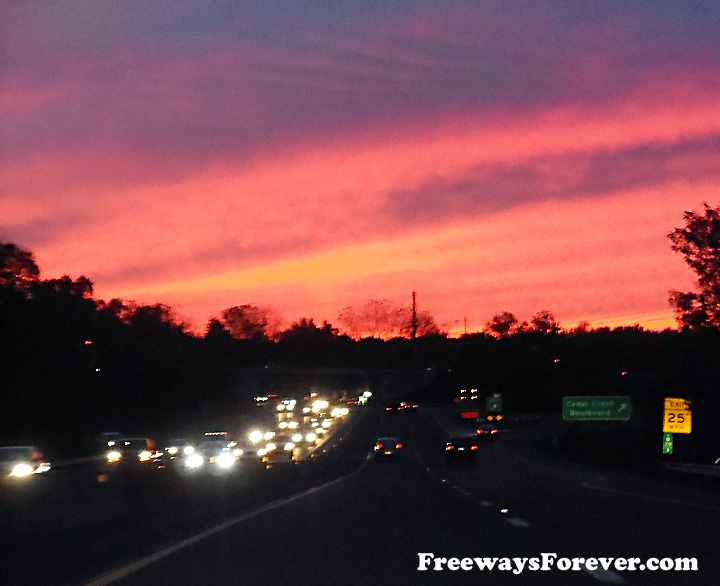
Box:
[2,201,720,460]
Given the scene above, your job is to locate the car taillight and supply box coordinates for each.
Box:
[446,445,454,450]
[375,444,383,449]
[396,444,402,449]
[491,429,498,434]
[471,445,478,450]
[477,429,484,434]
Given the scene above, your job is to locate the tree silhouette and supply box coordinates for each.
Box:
[484,311,519,338]
[0,241,40,291]
[668,202,720,329]
[531,310,562,334]
[338,299,443,339]
[220,304,274,340]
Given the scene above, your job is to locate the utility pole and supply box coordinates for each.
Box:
[411,291,417,339]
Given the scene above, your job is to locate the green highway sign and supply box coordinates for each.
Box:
[486,394,503,413]
[562,396,632,421]
[662,432,674,454]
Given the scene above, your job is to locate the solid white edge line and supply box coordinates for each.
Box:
[81,464,364,586]
[583,476,720,512]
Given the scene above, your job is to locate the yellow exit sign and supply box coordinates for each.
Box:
[663,397,691,434]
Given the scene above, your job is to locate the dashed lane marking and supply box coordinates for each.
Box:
[583,567,626,584]
[503,517,531,528]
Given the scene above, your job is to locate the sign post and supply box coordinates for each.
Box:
[562,396,631,421]
[663,398,691,434]
[662,432,674,454]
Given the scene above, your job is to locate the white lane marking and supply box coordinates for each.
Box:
[503,517,531,528]
[81,466,363,586]
[583,567,626,584]
[583,476,720,512]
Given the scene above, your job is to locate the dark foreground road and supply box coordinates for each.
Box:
[2,406,718,586]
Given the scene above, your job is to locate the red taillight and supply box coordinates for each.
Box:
[477,429,484,434]
[396,444,402,449]
[446,445,454,450]
[491,429,498,434]
[375,444,383,449]
[471,445,478,450]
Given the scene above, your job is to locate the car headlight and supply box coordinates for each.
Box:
[34,463,51,474]
[217,453,235,468]
[167,446,179,455]
[185,454,204,468]
[232,448,243,457]
[107,451,122,462]
[11,463,34,477]
[263,432,275,440]
[306,433,317,442]
[292,434,302,442]
[284,443,295,451]
[183,446,195,455]
[257,448,267,456]
[249,431,263,443]
[266,443,276,451]
[138,451,152,461]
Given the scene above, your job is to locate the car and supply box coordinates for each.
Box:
[257,434,295,463]
[445,436,478,464]
[373,437,403,457]
[0,446,51,480]
[182,440,240,471]
[163,438,195,458]
[105,438,162,468]
[476,423,498,440]
[160,438,196,467]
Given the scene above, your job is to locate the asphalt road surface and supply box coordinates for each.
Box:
[2,406,718,586]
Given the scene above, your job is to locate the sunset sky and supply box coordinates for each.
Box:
[3,1,719,335]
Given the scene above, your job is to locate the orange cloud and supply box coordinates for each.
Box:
[5,84,717,334]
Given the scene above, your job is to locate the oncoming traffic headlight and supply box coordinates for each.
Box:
[11,463,34,477]
[138,451,152,462]
[107,451,122,462]
[185,454,203,468]
[217,453,235,469]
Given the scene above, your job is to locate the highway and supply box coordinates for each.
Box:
[2,405,718,586]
